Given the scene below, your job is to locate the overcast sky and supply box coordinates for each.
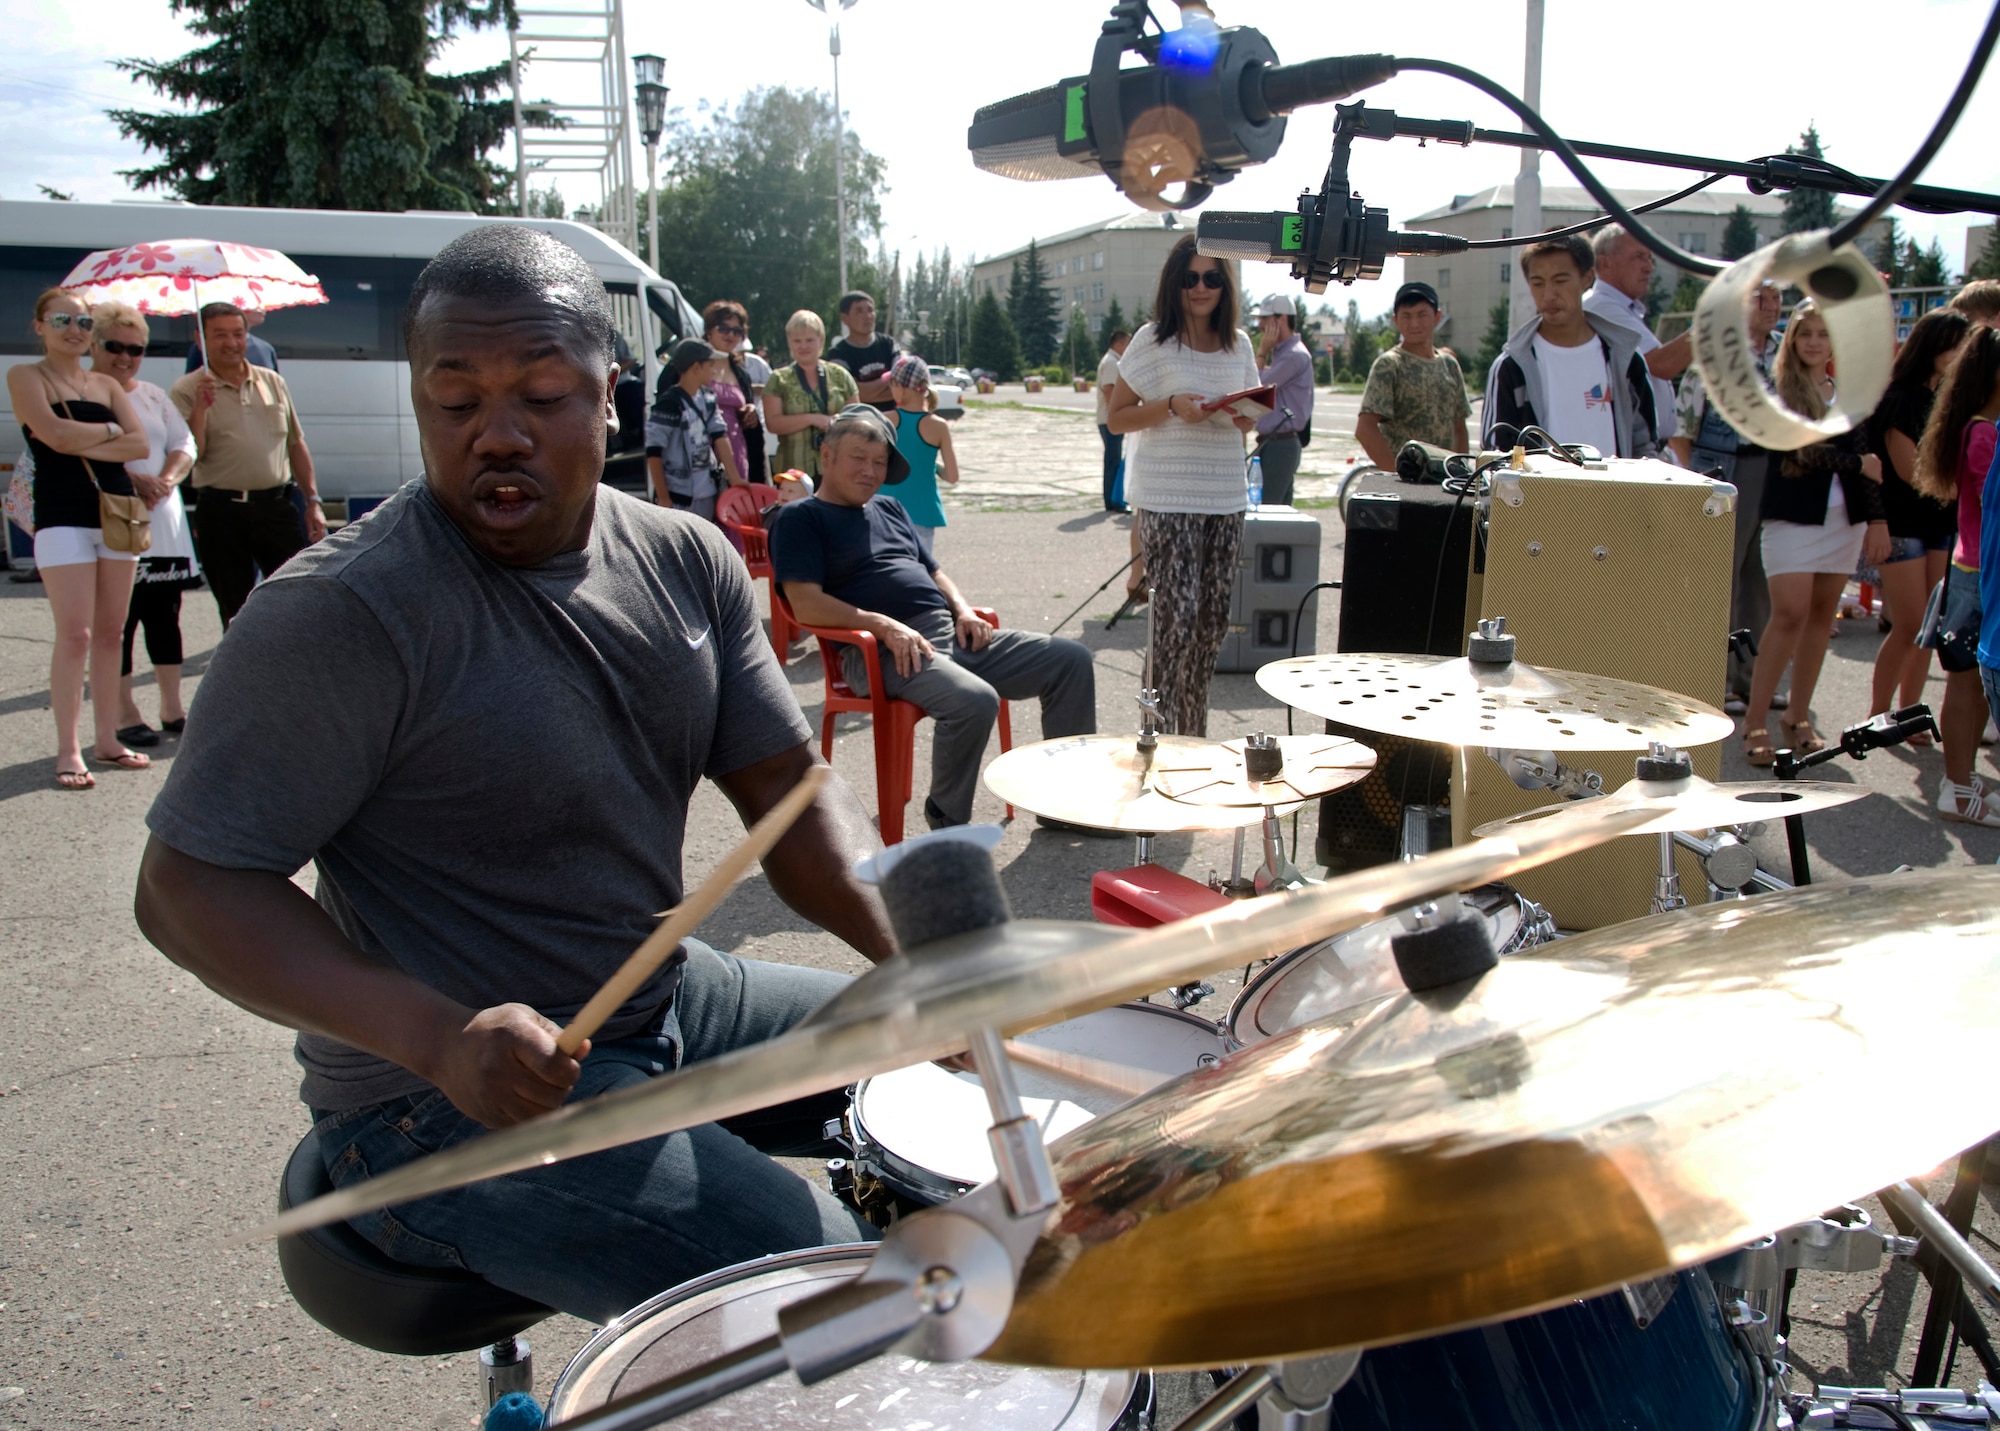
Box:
[7,0,1998,312]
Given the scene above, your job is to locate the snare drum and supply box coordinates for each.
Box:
[850,1002,1227,1208]
[1228,882,1555,1049]
[547,1245,1153,1429]
[1325,1269,1765,1430]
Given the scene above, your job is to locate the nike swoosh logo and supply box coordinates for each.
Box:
[685,626,711,650]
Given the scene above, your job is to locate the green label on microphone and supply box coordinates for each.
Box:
[1064,84,1087,143]
[1281,216,1305,251]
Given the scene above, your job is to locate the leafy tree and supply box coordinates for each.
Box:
[1666,273,1709,317]
[1007,240,1060,366]
[1781,124,1836,235]
[1061,304,1095,377]
[1722,205,1761,261]
[1473,301,1510,388]
[1098,295,1127,353]
[113,0,518,212]
[968,289,1021,380]
[639,87,885,343]
[525,184,567,219]
[1908,237,1950,289]
[1970,227,2000,281]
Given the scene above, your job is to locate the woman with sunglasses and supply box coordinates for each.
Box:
[6,288,151,789]
[1104,235,1260,736]
[89,301,199,749]
[703,299,768,485]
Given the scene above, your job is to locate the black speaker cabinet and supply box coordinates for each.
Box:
[1316,472,1477,873]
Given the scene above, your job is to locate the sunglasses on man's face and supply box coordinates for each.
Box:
[43,312,94,332]
[711,324,746,337]
[1180,269,1226,291]
[97,339,145,358]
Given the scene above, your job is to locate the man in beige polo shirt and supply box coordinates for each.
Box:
[170,303,322,627]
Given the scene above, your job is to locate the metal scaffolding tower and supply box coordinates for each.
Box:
[508,0,638,256]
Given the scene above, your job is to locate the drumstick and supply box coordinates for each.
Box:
[1002,1039,1157,1099]
[557,765,829,1057]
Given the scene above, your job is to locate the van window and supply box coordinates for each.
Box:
[0,245,88,356]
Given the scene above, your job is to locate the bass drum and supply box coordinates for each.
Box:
[1325,1269,1766,1430]
[850,1001,1227,1209]
[1228,882,1555,1049]
[546,1245,1154,1430]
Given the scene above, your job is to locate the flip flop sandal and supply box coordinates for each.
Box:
[55,768,95,791]
[1743,728,1775,768]
[89,749,151,771]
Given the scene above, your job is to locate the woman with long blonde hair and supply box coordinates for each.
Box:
[1740,302,1888,764]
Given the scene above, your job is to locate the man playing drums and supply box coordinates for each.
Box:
[135,227,888,1322]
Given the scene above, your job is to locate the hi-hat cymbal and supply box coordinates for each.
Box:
[986,868,2000,1369]
[983,734,1302,832]
[1150,733,1375,807]
[1471,774,1870,839]
[246,802,1654,1245]
[1257,653,1735,750]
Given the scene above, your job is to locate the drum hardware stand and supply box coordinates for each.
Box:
[1771,704,1938,885]
[1170,1353,1362,1431]
[1050,554,1138,635]
[1488,747,1605,803]
[1636,744,1696,916]
[1883,1147,2000,1386]
[480,1334,533,1407]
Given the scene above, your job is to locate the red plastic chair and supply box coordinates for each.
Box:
[773,587,1013,845]
[717,484,797,661]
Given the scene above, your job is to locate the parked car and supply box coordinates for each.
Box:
[931,364,974,389]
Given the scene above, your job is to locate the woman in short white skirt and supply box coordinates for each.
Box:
[1743,302,1888,764]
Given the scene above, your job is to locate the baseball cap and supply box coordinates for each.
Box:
[889,354,931,390]
[1393,281,1442,311]
[826,403,912,485]
[668,337,720,372]
[1250,293,1298,318]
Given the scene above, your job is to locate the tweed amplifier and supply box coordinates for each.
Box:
[1452,453,1737,929]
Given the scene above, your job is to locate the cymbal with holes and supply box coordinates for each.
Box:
[1150,733,1376,807]
[1256,653,1735,750]
[1470,774,1869,839]
[981,734,1302,832]
[244,801,1655,1247]
[986,867,2000,1369]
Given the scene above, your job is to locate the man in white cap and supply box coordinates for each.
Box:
[1252,294,1315,506]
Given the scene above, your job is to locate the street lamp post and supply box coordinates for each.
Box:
[805,0,858,294]
[633,54,669,275]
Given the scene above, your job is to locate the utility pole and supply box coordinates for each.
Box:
[1506,0,1544,335]
[806,0,858,295]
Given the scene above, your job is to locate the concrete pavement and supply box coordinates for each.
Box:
[4,401,1998,1427]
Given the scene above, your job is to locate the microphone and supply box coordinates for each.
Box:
[966,2,1395,210]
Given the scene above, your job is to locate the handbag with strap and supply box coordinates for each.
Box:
[1918,566,1982,673]
[55,398,151,554]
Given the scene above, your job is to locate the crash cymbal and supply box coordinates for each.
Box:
[982,734,1301,832]
[1150,733,1376,807]
[246,801,1654,1245]
[1257,653,1735,750]
[986,867,2000,1369]
[1471,773,1870,839]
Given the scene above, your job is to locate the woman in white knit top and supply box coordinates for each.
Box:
[1106,235,1259,734]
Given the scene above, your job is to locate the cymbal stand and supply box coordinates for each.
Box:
[1133,590,1162,866]
[1170,1353,1362,1431]
[1771,704,1938,885]
[1635,744,1696,916]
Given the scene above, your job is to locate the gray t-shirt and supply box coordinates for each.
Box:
[146,480,811,1110]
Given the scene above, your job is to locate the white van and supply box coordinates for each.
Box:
[0,199,703,507]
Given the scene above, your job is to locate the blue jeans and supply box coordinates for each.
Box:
[312,940,876,1324]
[1983,665,2000,732]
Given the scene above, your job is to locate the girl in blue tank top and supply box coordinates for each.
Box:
[886,354,957,558]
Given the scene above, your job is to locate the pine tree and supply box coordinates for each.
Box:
[1875,218,1908,285]
[1722,205,1761,261]
[1474,301,1510,388]
[112,0,518,211]
[1971,227,2000,281]
[1098,295,1127,352]
[1061,305,1095,377]
[1781,124,1837,235]
[1909,238,1950,289]
[1667,273,1709,317]
[968,289,1022,381]
[1009,240,1061,366]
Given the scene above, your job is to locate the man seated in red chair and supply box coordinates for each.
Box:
[770,405,1099,831]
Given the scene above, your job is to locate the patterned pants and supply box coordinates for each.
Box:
[1139,509,1244,737]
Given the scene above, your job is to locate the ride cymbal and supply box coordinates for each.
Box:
[1471,774,1870,839]
[1150,733,1376,808]
[987,868,2000,1369]
[983,734,1302,832]
[246,803,1653,1245]
[1257,653,1735,750]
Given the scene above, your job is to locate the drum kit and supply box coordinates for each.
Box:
[255,628,2000,1431]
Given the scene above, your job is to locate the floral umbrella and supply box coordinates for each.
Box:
[58,239,327,368]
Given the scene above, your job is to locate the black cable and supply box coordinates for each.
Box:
[1462,171,1726,249]
[1828,0,2000,247]
[1398,57,1726,277]
[1284,580,1343,736]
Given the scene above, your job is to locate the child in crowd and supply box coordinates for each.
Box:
[645,338,743,521]
[886,354,958,558]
